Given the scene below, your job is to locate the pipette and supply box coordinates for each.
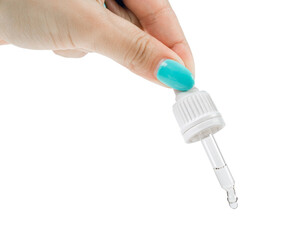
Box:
[173,88,238,209]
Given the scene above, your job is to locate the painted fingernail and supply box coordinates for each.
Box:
[156,59,195,91]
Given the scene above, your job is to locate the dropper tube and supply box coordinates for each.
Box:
[201,134,238,209]
[173,88,238,209]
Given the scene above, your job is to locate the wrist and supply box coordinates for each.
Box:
[0,1,7,41]
[0,39,8,44]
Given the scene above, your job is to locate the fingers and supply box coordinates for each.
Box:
[105,0,141,27]
[53,49,88,58]
[122,0,195,75]
[84,10,194,90]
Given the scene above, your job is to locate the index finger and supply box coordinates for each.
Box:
[122,0,195,75]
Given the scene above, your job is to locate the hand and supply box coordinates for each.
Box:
[0,0,195,90]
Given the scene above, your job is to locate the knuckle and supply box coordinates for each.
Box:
[124,33,152,72]
[72,6,107,48]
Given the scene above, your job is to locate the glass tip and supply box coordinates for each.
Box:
[227,186,238,209]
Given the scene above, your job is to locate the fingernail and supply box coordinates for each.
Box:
[156,59,195,91]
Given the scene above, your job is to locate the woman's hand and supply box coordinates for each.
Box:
[0,0,194,91]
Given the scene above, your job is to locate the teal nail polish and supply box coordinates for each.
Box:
[104,2,107,8]
[156,59,194,91]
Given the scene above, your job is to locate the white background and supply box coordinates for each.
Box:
[1,0,300,239]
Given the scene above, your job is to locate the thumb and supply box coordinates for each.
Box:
[86,10,194,91]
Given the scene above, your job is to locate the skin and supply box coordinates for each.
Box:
[0,0,194,87]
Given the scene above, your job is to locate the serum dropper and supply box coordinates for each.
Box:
[173,88,238,209]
